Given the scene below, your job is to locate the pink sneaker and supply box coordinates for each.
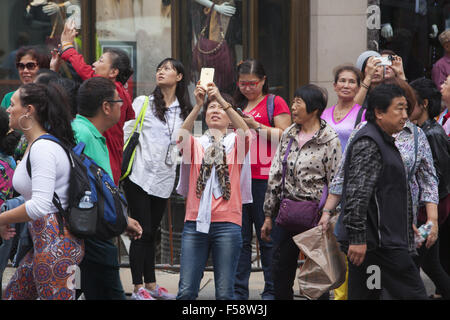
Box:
[131,287,156,300]
[147,285,176,300]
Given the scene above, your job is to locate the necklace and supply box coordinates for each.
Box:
[333,105,352,122]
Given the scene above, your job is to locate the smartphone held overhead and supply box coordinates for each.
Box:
[374,56,393,66]
[199,68,215,90]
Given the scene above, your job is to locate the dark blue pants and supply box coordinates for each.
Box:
[235,179,276,300]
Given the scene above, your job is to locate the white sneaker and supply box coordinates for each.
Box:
[131,287,156,300]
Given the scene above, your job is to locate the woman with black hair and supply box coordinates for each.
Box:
[261,84,341,300]
[55,20,135,184]
[410,77,450,300]
[0,82,84,300]
[122,58,192,300]
[233,59,291,300]
[1,45,51,109]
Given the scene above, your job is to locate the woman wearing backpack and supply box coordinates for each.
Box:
[233,59,291,300]
[122,58,192,300]
[0,82,84,300]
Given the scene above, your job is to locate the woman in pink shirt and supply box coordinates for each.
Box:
[321,65,366,152]
[176,82,250,300]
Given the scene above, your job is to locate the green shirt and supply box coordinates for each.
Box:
[1,91,14,109]
[71,114,113,179]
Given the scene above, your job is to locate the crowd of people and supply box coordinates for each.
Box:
[0,20,448,301]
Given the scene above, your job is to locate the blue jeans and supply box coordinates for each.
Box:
[177,221,242,300]
[234,179,276,300]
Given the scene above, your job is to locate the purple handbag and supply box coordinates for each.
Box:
[275,138,328,234]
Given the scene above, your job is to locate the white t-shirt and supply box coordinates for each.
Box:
[13,139,70,220]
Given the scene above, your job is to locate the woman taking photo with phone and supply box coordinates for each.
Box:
[176,82,250,300]
[122,58,192,300]
[233,59,291,300]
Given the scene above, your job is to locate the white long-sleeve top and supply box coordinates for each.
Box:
[13,139,70,220]
[123,95,184,199]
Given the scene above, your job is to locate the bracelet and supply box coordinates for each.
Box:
[361,82,370,90]
[322,208,335,215]
[222,103,232,112]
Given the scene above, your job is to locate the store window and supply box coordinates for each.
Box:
[96,0,172,97]
[378,0,450,81]
[0,0,82,99]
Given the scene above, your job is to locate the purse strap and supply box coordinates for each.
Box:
[281,137,328,209]
[124,96,149,149]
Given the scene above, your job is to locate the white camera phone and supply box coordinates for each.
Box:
[199,68,215,90]
[375,56,392,66]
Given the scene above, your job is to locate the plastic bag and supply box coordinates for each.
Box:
[292,215,346,300]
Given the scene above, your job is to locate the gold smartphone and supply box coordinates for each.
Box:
[199,68,215,89]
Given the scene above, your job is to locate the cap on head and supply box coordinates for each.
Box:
[356,50,381,72]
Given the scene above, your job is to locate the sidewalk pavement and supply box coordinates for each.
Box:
[2,266,436,300]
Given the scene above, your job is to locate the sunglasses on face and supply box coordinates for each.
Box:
[16,62,38,71]
[237,81,260,88]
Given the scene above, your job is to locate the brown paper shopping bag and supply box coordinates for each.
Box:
[292,215,346,300]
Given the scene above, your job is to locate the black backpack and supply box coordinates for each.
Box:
[26,135,128,240]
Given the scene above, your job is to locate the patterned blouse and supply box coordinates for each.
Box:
[264,120,342,218]
[331,121,439,221]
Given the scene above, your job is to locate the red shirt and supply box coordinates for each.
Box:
[244,95,290,180]
[61,48,135,184]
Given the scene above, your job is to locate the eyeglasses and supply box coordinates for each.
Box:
[237,81,260,89]
[16,62,38,71]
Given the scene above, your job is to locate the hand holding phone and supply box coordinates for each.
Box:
[236,108,250,118]
[199,68,215,90]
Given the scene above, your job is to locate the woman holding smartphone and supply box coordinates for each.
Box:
[233,59,291,300]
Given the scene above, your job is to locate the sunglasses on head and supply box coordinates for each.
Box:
[16,62,38,71]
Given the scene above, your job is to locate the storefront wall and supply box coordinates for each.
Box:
[310,0,368,108]
[1,1,448,109]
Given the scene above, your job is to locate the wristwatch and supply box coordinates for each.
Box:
[255,124,262,133]
[322,208,335,215]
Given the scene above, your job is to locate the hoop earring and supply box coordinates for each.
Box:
[18,115,33,131]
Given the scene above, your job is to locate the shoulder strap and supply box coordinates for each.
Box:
[123,96,149,150]
[355,106,366,128]
[408,124,419,182]
[267,94,275,127]
[281,137,294,198]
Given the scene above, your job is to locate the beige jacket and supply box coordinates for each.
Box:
[264,120,342,218]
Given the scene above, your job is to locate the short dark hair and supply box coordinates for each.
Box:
[366,83,406,122]
[16,45,50,69]
[77,78,116,118]
[293,84,328,118]
[410,77,443,119]
[104,48,134,85]
[34,69,60,85]
[53,77,80,119]
[202,93,234,120]
[382,78,416,116]
[333,65,362,87]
